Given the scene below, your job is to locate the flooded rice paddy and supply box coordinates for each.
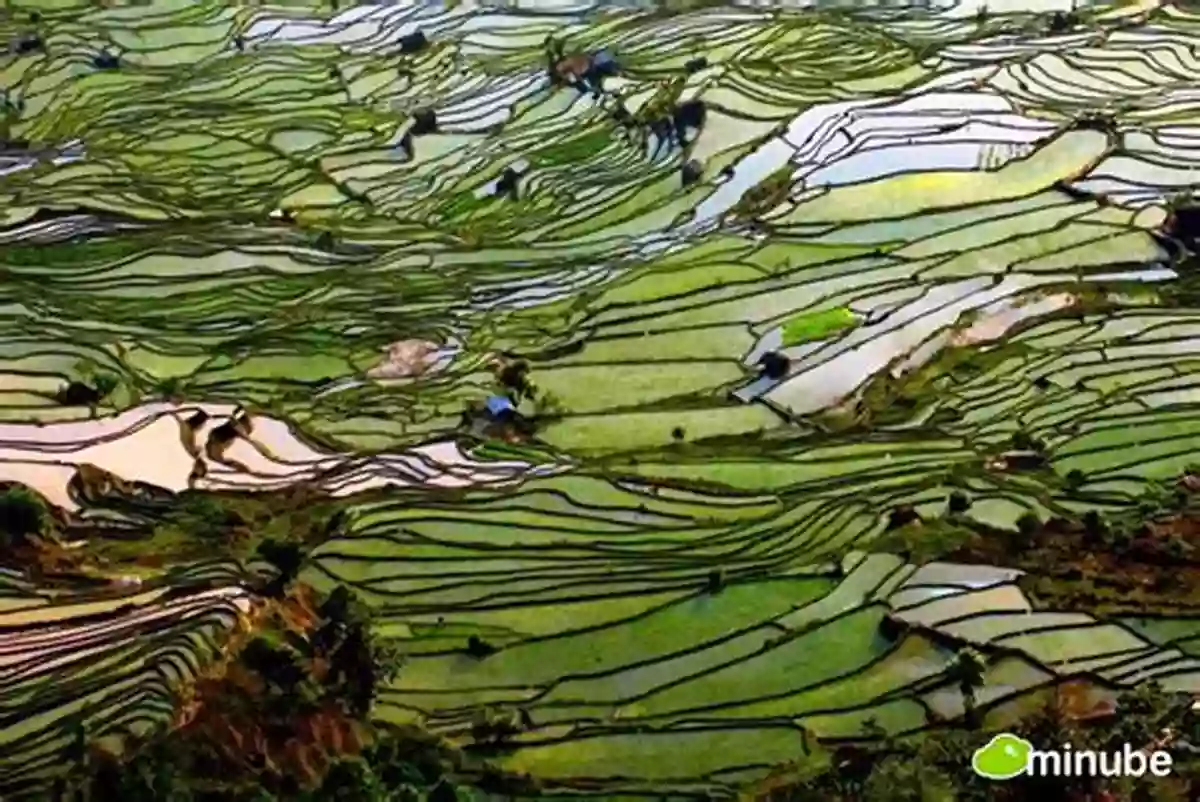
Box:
[2,0,1200,797]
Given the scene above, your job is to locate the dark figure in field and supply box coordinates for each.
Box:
[485,395,516,424]
[462,394,537,442]
[56,381,101,407]
[1166,203,1200,247]
[233,34,244,52]
[1047,11,1079,32]
[15,33,43,55]
[673,99,707,146]
[646,116,677,159]
[92,51,120,70]
[647,99,708,160]
[681,159,703,187]
[706,569,724,593]
[410,107,438,136]
[684,56,708,73]
[397,111,432,160]
[494,167,520,201]
[398,130,415,161]
[757,351,790,380]
[2,94,25,119]
[947,491,971,514]
[886,504,920,531]
[466,634,497,658]
[399,29,428,55]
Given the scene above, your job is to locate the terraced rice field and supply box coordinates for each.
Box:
[4,0,1200,797]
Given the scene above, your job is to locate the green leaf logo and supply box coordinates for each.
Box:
[972,732,1032,780]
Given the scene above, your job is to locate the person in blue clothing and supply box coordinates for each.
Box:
[485,394,516,422]
[460,393,535,442]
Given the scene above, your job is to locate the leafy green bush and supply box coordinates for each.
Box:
[0,485,49,550]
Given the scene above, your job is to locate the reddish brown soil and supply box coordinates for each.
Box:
[163,583,369,790]
[942,481,1200,614]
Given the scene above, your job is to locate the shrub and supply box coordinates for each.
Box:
[1064,469,1087,492]
[885,505,919,531]
[706,568,725,593]
[92,374,119,397]
[0,486,49,550]
[1010,430,1036,451]
[466,635,497,658]
[1082,510,1108,544]
[174,494,235,538]
[1013,512,1042,548]
[256,539,305,593]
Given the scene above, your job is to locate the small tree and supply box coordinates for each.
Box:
[256,539,305,595]
[66,721,88,769]
[0,485,49,551]
[466,635,497,659]
[319,584,358,626]
[1107,681,1174,750]
[319,757,389,801]
[1010,429,1044,452]
[92,374,118,398]
[1082,510,1108,546]
[706,568,725,594]
[950,647,987,726]
[886,504,920,531]
[240,637,308,696]
[1064,469,1087,492]
[1014,512,1042,550]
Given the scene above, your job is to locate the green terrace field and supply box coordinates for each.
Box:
[0,560,260,795]
[3,0,1200,798]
